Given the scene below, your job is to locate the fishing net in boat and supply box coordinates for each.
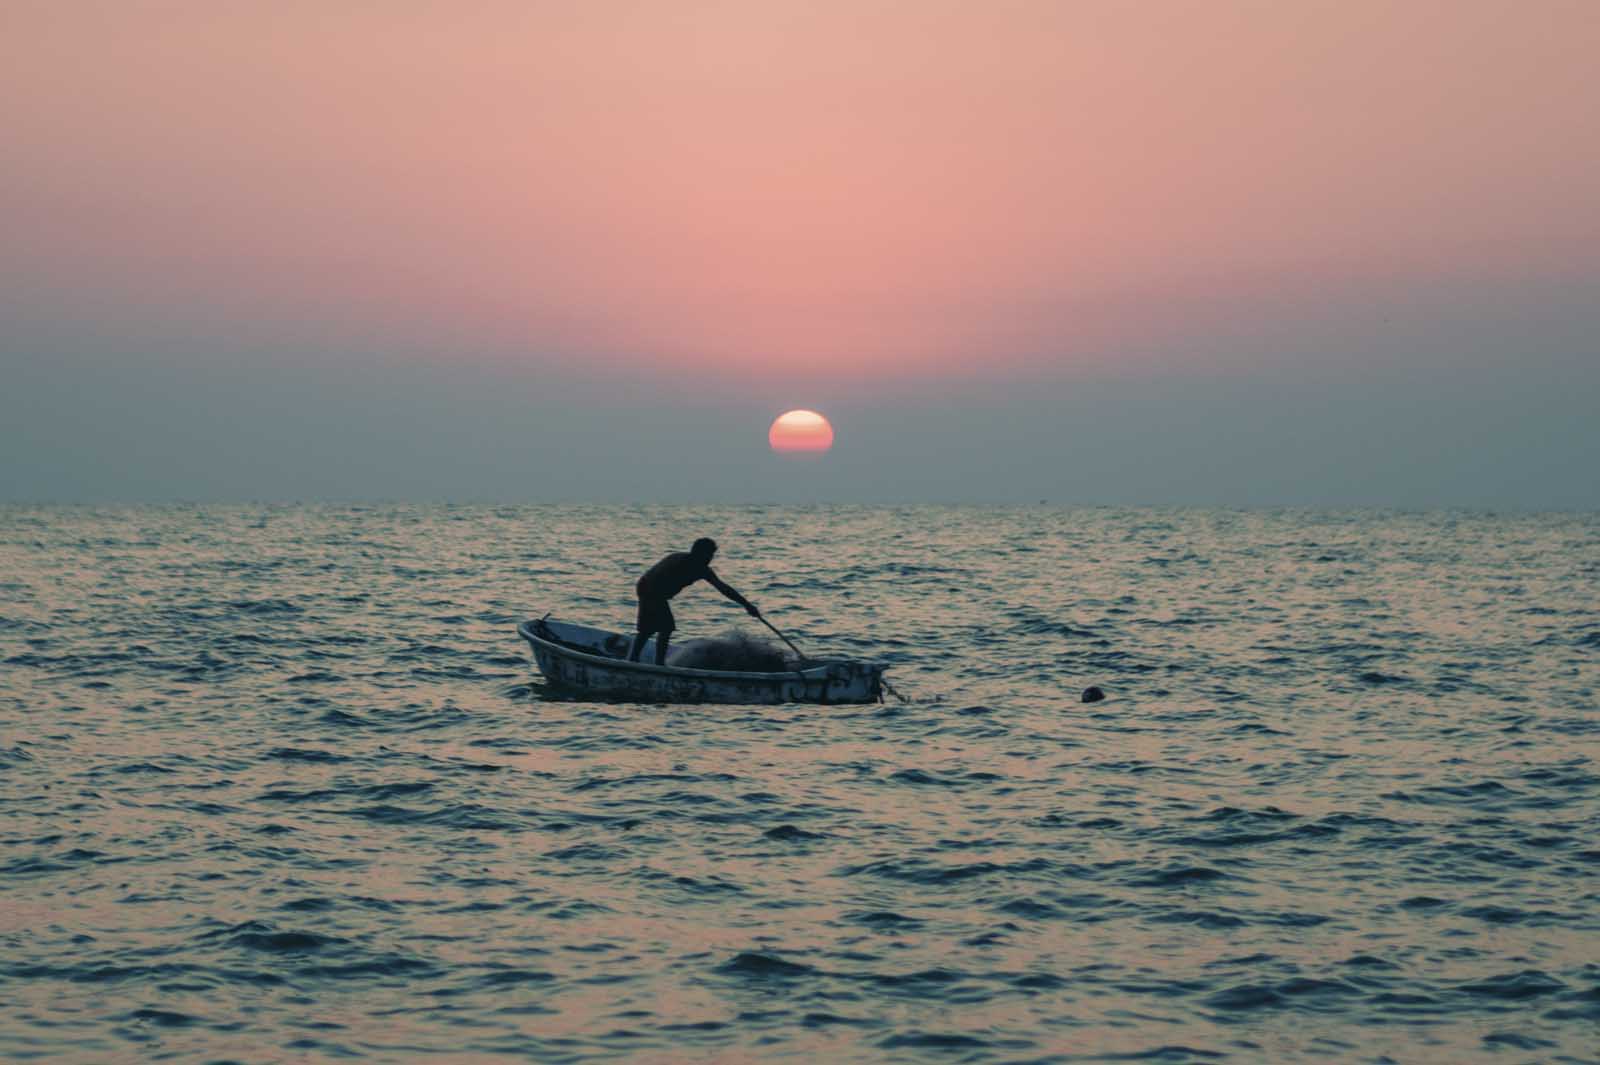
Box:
[666,629,791,672]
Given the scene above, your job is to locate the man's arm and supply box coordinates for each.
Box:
[706,570,760,616]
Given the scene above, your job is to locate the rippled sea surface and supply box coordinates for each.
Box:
[2,505,1597,1064]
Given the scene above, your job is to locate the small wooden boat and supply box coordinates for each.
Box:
[518,617,886,704]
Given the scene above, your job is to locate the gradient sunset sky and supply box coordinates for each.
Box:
[3,1,1596,505]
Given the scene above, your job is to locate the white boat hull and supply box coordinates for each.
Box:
[518,618,885,705]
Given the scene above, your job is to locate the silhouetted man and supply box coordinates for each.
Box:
[629,537,759,665]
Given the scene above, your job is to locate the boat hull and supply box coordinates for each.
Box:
[519,619,884,705]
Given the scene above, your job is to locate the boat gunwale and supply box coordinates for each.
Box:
[517,619,871,683]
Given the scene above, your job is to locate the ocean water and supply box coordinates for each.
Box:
[1,504,1597,1064]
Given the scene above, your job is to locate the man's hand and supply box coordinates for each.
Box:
[745,603,761,618]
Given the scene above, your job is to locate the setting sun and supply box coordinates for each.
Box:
[768,410,835,455]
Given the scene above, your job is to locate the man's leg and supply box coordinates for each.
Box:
[630,597,656,662]
[653,602,675,666]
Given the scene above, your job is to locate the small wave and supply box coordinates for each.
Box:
[226,599,304,615]
[716,952,815,979]
[231,929,344,954]
[838,856,1059,885]
[801,1012,880,1028]
[2,848,113,877]
[1094,1047,1226,1062]
[1481,1032,1558,1050]
[1399,895,1451,910]
[878,1031,989,1050]
[1339,954,1399,969]
[1461,904,1566,926]
[886,768,971,787]
[123,1008,202,1028]
[114,761,176,774]
[1127,865,1230,888]
[257,780,431,803]
[1206,977,1359,1012]
[1193,805,1299,823]
[473,968,557,988]
[571,771,702,792]
[298,956,440,981]
[545,843,617,861]
[763,824,826,841]
[347,802,514,831]
[1520,765,1600,790]
[848,910,923,929]
[1151,909,1244,929]
[1227,722,1288,735]
[1457,970,1566,1000]
[6,962,204,985]
[856,966,968,995]
[287,670,344,684]
[1383,780,1528,808]
[278,897,334,913]
[997,896,1066,920]
[1173,822,1338,848]
[265,747,350,764]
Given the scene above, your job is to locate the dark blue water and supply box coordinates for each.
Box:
[2,505,1597,1062]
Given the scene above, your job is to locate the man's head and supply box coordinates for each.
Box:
[691,537,718,562]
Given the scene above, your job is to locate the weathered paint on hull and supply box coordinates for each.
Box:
[520,619,884,705]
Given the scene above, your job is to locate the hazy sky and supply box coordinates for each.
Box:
[3,1,1597,505]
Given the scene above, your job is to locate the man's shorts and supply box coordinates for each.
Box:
[636,598,675,636]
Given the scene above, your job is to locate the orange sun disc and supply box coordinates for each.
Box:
[768,409,835,454]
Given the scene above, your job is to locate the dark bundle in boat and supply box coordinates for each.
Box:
[666,630,791,672]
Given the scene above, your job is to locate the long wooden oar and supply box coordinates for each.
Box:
[756,614,810,664]
[759,611,906,701]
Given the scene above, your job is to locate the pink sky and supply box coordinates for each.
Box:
[3,1,1597,382]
